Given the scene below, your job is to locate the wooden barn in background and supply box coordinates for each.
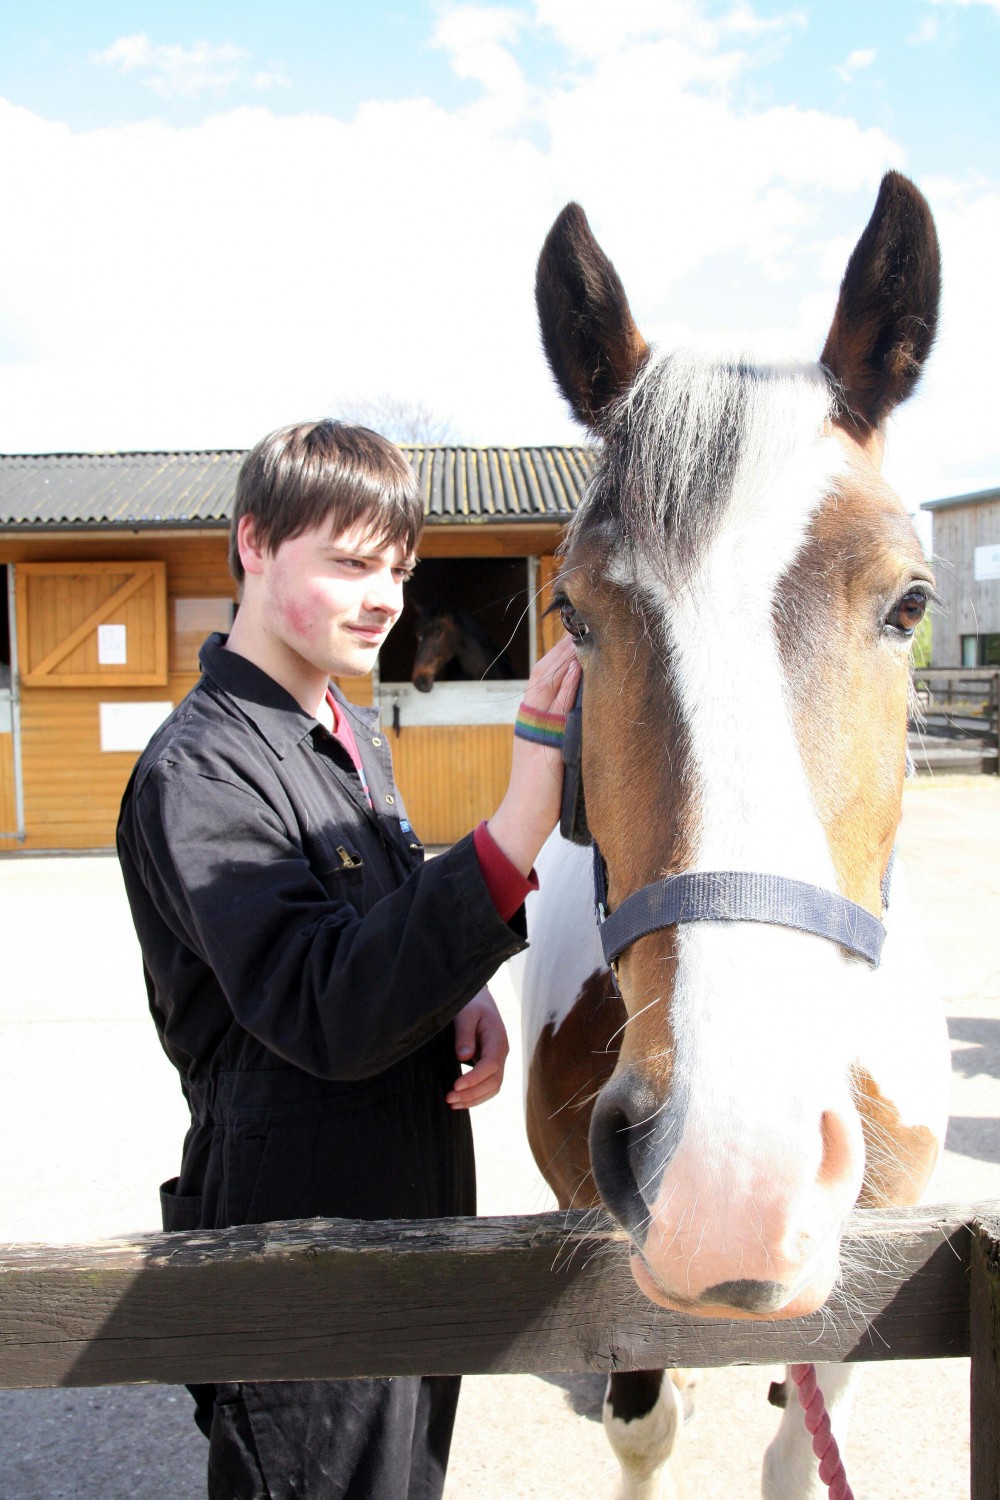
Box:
[921,485,1000,668]
[0,447,591,852]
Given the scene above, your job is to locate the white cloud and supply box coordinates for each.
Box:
[252,71,292,92]
[0,3,994,508]
[926,0,1000,10]
[92,33,252,99]
[434,6,524,86]
[433,6,530,127]
[908,17,941,42]
[834,47,876,82]
[532,0,802,59]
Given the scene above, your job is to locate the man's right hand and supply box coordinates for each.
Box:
[486,634,581,877]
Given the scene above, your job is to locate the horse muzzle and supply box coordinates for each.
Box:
[589,1065,861,1320]
[628,1247,840,1320]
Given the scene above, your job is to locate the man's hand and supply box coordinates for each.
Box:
[446,987,510,1109]
[486,634,581,876]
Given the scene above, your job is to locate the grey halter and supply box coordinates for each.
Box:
[559,687,890,971]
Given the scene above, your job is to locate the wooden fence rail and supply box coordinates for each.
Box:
[2,1202,999,1494]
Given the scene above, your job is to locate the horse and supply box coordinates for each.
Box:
[410,603,516,692]
[516,171,951,1499]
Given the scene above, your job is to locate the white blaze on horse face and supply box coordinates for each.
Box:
[516,836,605,1094]
[850,859,950,1190]
[628,367,877,1310]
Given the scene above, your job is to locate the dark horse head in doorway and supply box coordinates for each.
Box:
[410,604,516,692]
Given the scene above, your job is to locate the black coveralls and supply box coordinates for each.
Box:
[116,635,528,1499]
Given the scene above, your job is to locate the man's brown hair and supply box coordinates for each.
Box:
[229,419,423,585]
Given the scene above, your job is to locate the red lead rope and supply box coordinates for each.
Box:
[790,1364,854,1500]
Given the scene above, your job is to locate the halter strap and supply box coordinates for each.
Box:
[564,683,892,971]
[594,854,887,970]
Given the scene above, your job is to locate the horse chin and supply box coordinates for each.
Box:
[412,676,433,693]
[628,1250,838,1322]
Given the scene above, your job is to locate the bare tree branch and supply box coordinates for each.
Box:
[334,394,456,445]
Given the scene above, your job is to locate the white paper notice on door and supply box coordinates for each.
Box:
[99,701,173,753]
[97,623,128,665]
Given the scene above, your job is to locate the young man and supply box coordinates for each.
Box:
[116,419,579,1500]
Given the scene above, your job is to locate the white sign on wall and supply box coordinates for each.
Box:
[97,622,128,664]
[379,679,525,729]
[974,543,1000,582]
[99,701,173,753]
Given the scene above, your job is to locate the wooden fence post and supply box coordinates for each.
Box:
[971,1214,1000,1500]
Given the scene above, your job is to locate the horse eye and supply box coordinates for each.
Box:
[885,589,928,635]
[558,597,590,642]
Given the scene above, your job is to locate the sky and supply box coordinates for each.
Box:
[0,0,997,515]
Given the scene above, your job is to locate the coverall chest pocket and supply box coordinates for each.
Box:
[310,835,366,900]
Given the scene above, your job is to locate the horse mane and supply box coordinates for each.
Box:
[569,350,836,579]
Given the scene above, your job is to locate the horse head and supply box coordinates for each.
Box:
[411,604,461,692]
[532,172,950,1320]
[411,603,516,689]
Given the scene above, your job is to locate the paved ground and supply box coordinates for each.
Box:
[1,773,998,1498]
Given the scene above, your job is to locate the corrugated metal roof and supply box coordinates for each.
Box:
[0,451,244,528]
[0,447,594,530]
[921,485,1000,513]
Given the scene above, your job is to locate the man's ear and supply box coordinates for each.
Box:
[236,515,268,577]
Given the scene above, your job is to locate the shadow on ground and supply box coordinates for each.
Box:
[0,1386,205,1500]
[944,1114,1000,1165]
[948,1016,1000,1080]
[537,1370,605,1420]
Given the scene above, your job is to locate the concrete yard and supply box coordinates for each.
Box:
[1,773,998,1498]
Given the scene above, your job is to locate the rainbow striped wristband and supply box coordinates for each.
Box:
[514,706,567,747]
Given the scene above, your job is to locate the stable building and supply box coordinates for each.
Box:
[921,485,1000,667]
[0,447,591,852]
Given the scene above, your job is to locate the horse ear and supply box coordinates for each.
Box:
[536,202,649,429]
[820,171,941,434]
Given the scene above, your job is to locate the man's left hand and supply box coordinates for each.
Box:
[446,986,509,1108]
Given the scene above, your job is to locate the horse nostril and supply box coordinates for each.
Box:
[589,1074,664,1240]
[702,1278,791,1314]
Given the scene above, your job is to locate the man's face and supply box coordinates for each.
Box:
[253,517,414,680]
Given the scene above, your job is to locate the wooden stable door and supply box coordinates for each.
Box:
[16,561,168,688]
[386,723,514,847]
[0,698,16,840]
[381,554,562,846]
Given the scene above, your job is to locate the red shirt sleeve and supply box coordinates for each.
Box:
[472,820,539,923]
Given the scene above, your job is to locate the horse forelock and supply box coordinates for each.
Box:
[568,349,837,581]
[561,345,846,901]
[559,347,848,920]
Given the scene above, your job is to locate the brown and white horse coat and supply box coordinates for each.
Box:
[516,173,951,1498]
